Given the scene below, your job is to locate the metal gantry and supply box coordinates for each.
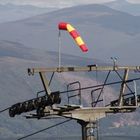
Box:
[9,65,140,140]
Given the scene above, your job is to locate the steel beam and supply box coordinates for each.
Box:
[28,66,140,75]
[118,69,129,106]
[43,106,138,122]
[39,72,51,96]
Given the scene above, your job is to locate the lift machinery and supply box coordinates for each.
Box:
[9,64,140,140]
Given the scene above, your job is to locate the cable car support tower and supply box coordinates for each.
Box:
[7,22,140,140]
[9,64,140,140]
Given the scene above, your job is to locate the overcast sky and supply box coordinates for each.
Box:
[0,0,140,8]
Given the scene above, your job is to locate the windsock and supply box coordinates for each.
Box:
[58,22,88,52]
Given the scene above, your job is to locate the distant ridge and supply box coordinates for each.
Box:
[105,0,140,16]
[0,4,140,137]
[0,4,139,64]
[0,3,57,23]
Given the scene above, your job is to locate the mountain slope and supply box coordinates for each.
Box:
[0,41,140,137]
[105,0,140,16]
[0,4,140,65]
[0,41,105,138]
[0,3,57,23]
[0,4,140,138]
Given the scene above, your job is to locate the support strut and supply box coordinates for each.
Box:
[118,69,129,106]
[39,72,51,96]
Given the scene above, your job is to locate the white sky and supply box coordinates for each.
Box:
[0,0,140,7]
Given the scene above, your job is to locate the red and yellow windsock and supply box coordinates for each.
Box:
[58,22,88,52]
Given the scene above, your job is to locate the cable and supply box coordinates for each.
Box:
[0,95,47,114]
[17,118,71,140]
[0,107,10,113]
[1,77,140,115]
[23,77,140,97]
[60,77,140,95]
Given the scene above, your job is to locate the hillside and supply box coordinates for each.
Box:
[0,3,57,23]
[1,40,140,138]
[0,4,140,65]
[0,41,107,138]
[1,4,140,138]
[105,0,140,16]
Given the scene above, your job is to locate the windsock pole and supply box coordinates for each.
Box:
[58,30,61,69]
